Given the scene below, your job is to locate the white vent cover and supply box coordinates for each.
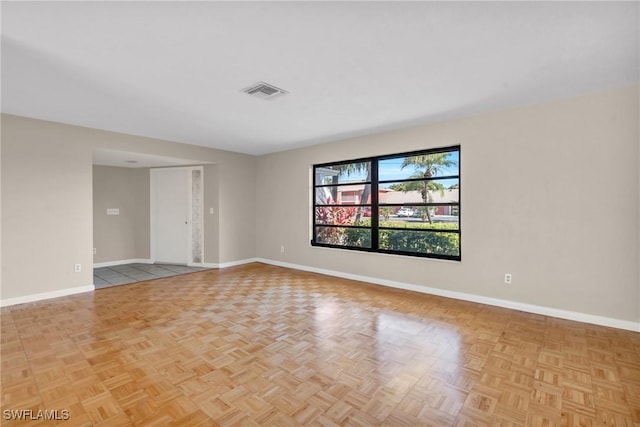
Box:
[242,81,288,100]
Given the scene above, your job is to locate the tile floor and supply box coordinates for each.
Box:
[93,263,211,289]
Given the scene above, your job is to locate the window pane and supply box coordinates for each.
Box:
[379,229,460,256]
[315,184,372,205]
[315,226,371,248]
[379,211,459,230]
[378,151,459,181]
[380,179,459,204]
[315,207,371,226]
[315,162,371,185]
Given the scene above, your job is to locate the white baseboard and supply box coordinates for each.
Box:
[219,258,259,268]
[93,259,153,268]
[199,258,259,269]
[200,262,219,268]
[0,257,256,307]
[0,285,95,307]
[255,258,640,333]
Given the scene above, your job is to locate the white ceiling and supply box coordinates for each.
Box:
[92,148,209,169]
[2,1,638,156]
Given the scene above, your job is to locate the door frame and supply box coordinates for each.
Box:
[150,166,204,266]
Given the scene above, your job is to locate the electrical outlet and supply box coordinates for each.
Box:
[93,248,97,255]
[74,264,82,273]
[280,245,285,253]
[504,273,512,284]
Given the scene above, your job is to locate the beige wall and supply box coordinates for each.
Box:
[2,118,94,298]
[256,85,640,324]
[0,129,3,292]
[1,115,256,300]
[217,162,256,263]
[93,165,150,263]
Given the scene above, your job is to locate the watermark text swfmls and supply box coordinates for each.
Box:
[3,409,70,421]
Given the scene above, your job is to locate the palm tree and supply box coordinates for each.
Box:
[395,153,456,223]
[389,174,446,223]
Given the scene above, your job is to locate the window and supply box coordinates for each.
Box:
[312,146,460,260]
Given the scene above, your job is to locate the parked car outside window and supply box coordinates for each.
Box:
[397,208,415,217]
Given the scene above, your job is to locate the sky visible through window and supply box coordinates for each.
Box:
[331,151,459,189]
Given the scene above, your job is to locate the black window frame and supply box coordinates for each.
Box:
[312,145,461,261]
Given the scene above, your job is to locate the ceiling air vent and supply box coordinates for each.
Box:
[242,81,288,100]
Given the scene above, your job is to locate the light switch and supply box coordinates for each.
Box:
[209,208,214,214]
[107,208,120,215]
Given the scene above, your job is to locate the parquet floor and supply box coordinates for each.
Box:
[1,263,639,426]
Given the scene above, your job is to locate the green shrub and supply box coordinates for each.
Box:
[379,229,459,256]
[343,227,372,248]
[327,220,459,256]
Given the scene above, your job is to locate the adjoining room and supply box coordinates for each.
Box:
[92,149,217,288]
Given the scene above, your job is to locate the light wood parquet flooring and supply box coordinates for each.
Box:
[1,263,639,426]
